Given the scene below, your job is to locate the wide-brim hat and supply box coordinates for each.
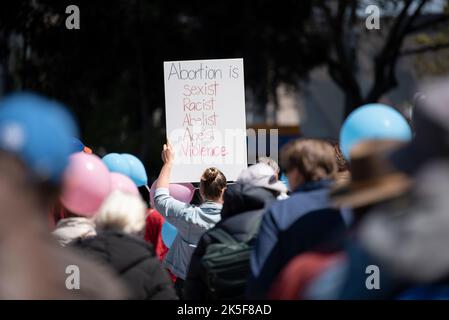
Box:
[331,140,413,209]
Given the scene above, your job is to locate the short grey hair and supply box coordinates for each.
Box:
[257,157,280,175]
[95,191,146,234]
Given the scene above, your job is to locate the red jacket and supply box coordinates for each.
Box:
[144,209,177,282]
[269,252,343,300]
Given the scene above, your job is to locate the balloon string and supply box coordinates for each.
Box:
[144,185,150,193]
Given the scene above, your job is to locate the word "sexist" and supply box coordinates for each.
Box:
[183,82,219,96]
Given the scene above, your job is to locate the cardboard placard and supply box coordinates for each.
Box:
[163,58,247,183]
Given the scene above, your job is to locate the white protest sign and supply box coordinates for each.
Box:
[163,58,247,183]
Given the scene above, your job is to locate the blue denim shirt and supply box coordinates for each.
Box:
[154,187,222,279]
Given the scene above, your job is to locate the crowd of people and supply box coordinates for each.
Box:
[1,76,449,300]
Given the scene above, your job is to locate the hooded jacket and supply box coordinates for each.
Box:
[360,161,449,283]
[303,162,449,300]
[72,230,178,300]
[247,180,350,299]
[52,217,96,247]
[184,184,277,300]
[154,187,222,279]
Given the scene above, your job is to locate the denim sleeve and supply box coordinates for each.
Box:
[154,188,202,236]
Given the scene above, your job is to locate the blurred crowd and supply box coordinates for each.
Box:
[1,77,449,300]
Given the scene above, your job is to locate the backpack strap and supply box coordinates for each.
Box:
[244,213,264,243]
[208,211,266,245]
[207,228,239,245]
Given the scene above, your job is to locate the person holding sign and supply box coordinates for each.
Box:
[163,58,247,183]
[154,142,227,297]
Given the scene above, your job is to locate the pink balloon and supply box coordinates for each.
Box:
[110,172,139,196]
[150,180,195,208]
[61,152,111,217]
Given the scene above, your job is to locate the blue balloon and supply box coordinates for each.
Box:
[340,103,412,159]
[71,137,85,153]
[102,153,131,177]
[161,221,178,248]
[121,153,148,187]
[280,173,289,189]
[0,92,78,182]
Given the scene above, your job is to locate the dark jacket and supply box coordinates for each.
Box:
[72,230,178,300]
[247,180,349,299]
[184,184,277,300]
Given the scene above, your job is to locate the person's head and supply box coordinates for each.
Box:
[257,157,280,179]
[280,139,338,191]
[199,167,227,203]
[331,140,412,224]
[328,140,351,187]
[237,163,287,196]
[95,191,146,235]
[326,141,349,173]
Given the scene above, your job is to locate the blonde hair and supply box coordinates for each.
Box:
[95,191,146,234]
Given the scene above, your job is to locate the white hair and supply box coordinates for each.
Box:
[257,157,280,175]
[95,191,146,234]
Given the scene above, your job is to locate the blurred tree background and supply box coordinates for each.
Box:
[0,0,448,178]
